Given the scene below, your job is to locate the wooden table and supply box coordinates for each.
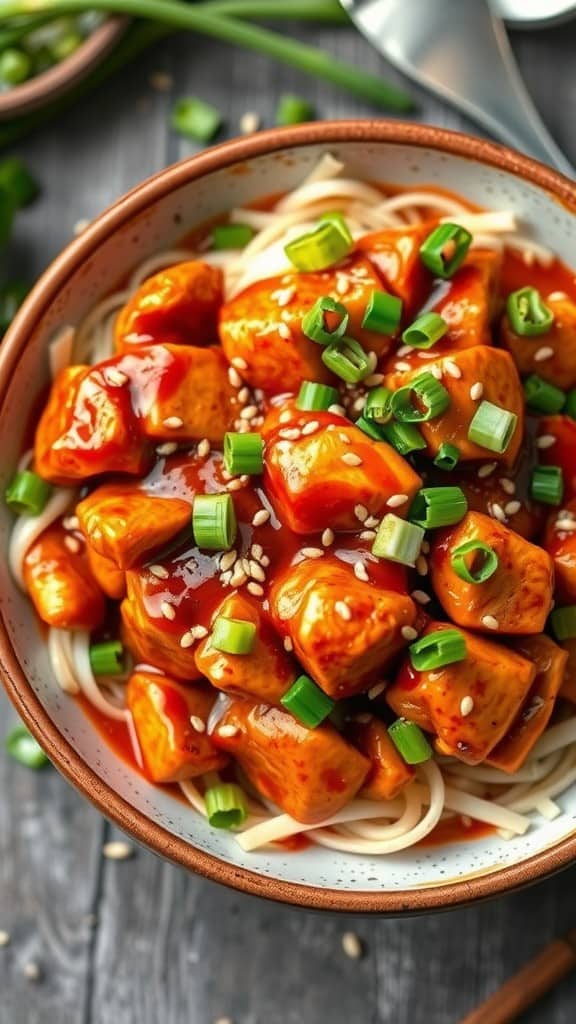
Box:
[2,17,576,1024]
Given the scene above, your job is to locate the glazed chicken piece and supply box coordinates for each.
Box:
[383,346,524,464]
[386,622,536,765]
[350,717,414,801]
[195,592,297,704]
[23,523,105,630]
[270,558,417,698]
[356,222,432,315]
[430,511,554,635]
[219,253,391,395]
[537,415,576,502]
[543,500,576,603]
[86,547,126,600]
[263,409,421,534]
[126,671,227,783]
[115,261,223,351]
[487,635,567,773]
[77,484,191,569]
[501,294,576,390]
[456,460,544,541]
[211,698,369,823]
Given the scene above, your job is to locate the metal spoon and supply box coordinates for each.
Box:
[341,0,575,176]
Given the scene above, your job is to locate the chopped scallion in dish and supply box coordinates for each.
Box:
[205,783,248,829]
[409,630,467,671]
[419,223,472,279]
[5,470,51,516]
[281,674,335,728]
[388,718,432,765]
[211,616,256,655]
[507,286,554,336]
[5,725,49,769]
[451,541,499,584]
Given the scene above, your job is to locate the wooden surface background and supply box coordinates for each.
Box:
[1,14,576,1024]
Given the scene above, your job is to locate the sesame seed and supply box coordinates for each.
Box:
[534,346,554,362]
[342,932,364,960]
[556,518,576,532]
[63,514,80,531]
[283,636,293,652]
[149,70,173,91]
[220,550,237,573]
[0,931,10,947]
[228,366,243,387]
[220,571,232,586]
[396,346,412,357]
[301,420,320,435]
[149,564,169,580]
[460,696,474,717]
[354,560,369,582]
[161,601,176,621]
[301,547,324,559]
[272,286,296,306]
[548,290,567,301]
[73,218,90,236]
[218,724,239,739]
[387,493,409,508]
[536,434,556,449]
[279,409,292,424]
[249,561,266,582]
[231,357,248,371]
[355,504,368,522]
[339,432,351,444]
[335,600,351,620]
[103,841,134,861]
[352,396,366,414]
[197,438,210,458]
[444,359,462,379]
[230,563,247,587]
[505,500,521,516]
[23,962,42,982]
[251,543,264,560]
[156,441,178,456]
[239,405,258,421]
[106,367,128,387]
[179,632,195,649]
[421,540,430,554]
[240,110,260,134]
[336,274,350,296]
[341,452,362,467]
[240,556,251,576]
[322,528,335,547]
[430,365,443,380]
[416,555,428,576]
[278,322,292,340]
[276,597,293,620]
[360,530,376,541]
[190,625,209,640]
[482,614,500,630]
[478,462,497,478]
[252,509,270,527]
[226,479,245,492]
[190,716,205,732]
[401,625,418,641]
[279,427,300,440]
[247,581,264,597]
[490,503,507,523]
[364,516,379,528]
[64,535,81,554]
[499,478,516,495]
[368,682,386,700]
[395,361,412,372]
[364,373,384,387]
[328,404,347,416]
[470,382,483,401]
[411,590,431,605]
[162,416,184,429]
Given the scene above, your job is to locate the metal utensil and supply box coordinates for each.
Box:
[493,0,576,29]
[341,0,575,177]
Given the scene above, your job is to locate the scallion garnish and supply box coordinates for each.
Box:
[550,606,576,641]
[285,218,352,272]
[388,718,432,765]
[89,641,125,677]
[321,336,371,384]
[507,286,554,337]
[381,421,426,455]
[371,513,425,567]
[364,386,393,424]
[451,540,499,584]
[211,616,256,655]
[468,400,518,454]
[409,629,467,671]
[318,211,353,245]
[5,725,49,769]
[296,381,340,412]
[361,290,402,335]
[192,493,237,550]
[205,783,248,830]
[402,312,448,349]
[224,432,264,476]
[5,470,51,516]
[212,224,254,250]
[281,674,335,728]
[355,415,386,441]
[275,93,315,125]
[0,47,31,85]
[391,373,450,422]
[530,465,564,506]
[523,374,565,414]
[433,442,460,471]
[409,487,468,529]
[419,223,472,278]
[171,96,222,142]
[301,296,349,345]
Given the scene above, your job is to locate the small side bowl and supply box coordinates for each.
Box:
[0,16,128,120]
[1,121,575,913]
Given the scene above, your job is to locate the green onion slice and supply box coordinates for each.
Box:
[224,432,264,476]
[565,389,576,421]
[507,287,554,337]
[193,493,237,550]
[468,400,518,454]
[5,470,52,517]
[89,641,125,677]
[0,48,31,86]
[285,219,352,273]
[212,224,254,250]
[361,290,403,335]
[451,540,499,584]
[364,386,393,424]
[419,223,472,279]
[530,465,564,506]
[275,94,315,125]
[433,442,460,471]
[211,617,256,655]
[388,718,432,765]
[5,725,49,769]
[409,629,467,671]
[301,296,349,345]
[550,606,576,641]
[372,514,425,567]
[204,783,248,830]
[280,674,335,728]
[391,373,450,422]
[355,415,386,441]
[296,381,340,412]
[318,211,353,246]
[382,421,426,455]
[321,337,371,384]
[402,312,448,350]
[409,487,468,529]
[523,374,565,415]
[170,96,222,142]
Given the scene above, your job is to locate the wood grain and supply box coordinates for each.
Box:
[1,16,576,1024]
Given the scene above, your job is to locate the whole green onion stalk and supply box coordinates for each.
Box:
[0,0,414,115]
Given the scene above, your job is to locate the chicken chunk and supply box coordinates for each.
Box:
[127,671,227,783]
[386,622,536,765]
[23,523,105,630]
[264,410,421,533]
[457,460,543,541]
[195,592,296,703]
[211,698,369,824]
[501,294,576,390]
[86,547,126,600]
[270,558,417,698]
[430,511,554,634]
[543,500,576,603]
[487,635,567,773]
[356,222,432,315]
[115,261,223,351]
[351,717,414,801]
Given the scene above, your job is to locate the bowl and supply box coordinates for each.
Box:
[1,121,575,914]
[0,16,128,120]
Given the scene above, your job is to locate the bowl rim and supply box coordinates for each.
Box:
[0,16,128,120]
[2,119,576,914]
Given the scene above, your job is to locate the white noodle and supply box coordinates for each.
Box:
[9,487,74,589]
[299,152,345,185]
[48,628,81,695]
[276,177,386,214]
[441,211,517,233]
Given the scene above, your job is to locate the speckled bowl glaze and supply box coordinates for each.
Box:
[1,122,576,913]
